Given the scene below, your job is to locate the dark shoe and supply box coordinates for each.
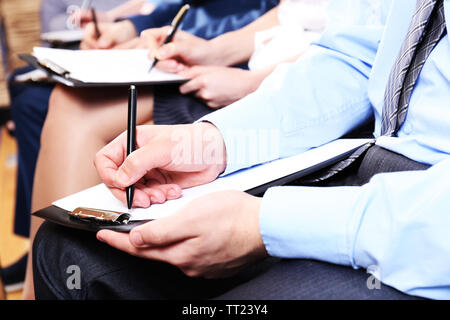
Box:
[1,253,27,292]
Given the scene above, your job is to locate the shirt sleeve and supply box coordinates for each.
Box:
[128,3,179,34]
[200,6,386,175]
[40,0,69,33]
[260,157,450,299]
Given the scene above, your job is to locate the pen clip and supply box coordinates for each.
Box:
[69,207,131,225]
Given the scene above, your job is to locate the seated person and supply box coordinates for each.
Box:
[72,0,161,28]
[33,0,450,300]
[2,0,129,293]
[20,0,279,299]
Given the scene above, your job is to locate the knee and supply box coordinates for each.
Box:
[41,86,90,146]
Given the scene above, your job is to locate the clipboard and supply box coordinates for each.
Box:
[19,50,187,88]
[40,29,85,47]
[33,139,374,233]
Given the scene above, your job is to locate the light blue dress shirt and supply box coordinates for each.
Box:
[201,0,450,299]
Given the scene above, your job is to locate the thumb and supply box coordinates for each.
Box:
[97,29,116,48]
[115,145,169,188]
[130,211,196,247]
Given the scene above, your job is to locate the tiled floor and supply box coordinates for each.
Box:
[0,126,29,300]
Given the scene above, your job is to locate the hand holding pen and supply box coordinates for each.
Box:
[148,4,190,73]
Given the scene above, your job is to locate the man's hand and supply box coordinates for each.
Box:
[179,66,266,109]
[94,123,227,208]
[140,27,224,73]
[97,190,268,278]
[81,20,138,50]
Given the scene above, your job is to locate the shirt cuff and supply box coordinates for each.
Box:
[259,185,362,266]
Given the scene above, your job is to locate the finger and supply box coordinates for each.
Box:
[115,145,171,189]
[97,230,143,256]
[206,100,223,109]
[95,126,170,189]
[178,66,207,79]
[81,23,98,49]
[94,131,128,187]
[156,40,194,64]
[154,59,186,73]
[79,10,93,23]
[97,26,116,49]
[141,26,172,53]
[129,213,197,248]
[108,179,182,209]
[179,77,204,95]
[140,181,182,203]
[108,185,152,208]
[195,88,213,102]
[97,230,189,265]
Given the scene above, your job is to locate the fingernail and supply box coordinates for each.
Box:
[97,232,105,243]
[150,196,161,204]
[131,231,144,247]
[168,189,178,198]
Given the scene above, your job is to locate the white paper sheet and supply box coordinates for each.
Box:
[53,139,372,221]
[32,47,185,84]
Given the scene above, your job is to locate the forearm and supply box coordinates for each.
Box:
[209,6,280,66]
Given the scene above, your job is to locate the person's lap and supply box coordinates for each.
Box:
[153,84,214,125]
[33,220,419,300]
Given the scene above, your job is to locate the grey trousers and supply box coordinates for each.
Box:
[33,146,428,300]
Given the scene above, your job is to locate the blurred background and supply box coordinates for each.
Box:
[0,0,41,300]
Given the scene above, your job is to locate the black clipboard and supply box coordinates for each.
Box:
[33,142,372,233]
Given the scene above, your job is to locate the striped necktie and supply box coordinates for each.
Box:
[306,0,447,183]
[381,0,447,136]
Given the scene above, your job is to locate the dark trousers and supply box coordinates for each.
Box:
[9,67,54,237]
[33,146,429,300]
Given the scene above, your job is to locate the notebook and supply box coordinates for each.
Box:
[19,47,187,87]
[34,138,373,232]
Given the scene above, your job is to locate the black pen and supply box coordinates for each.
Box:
[126,85,137,210]
[91,7,101,39]
[148,4,190,73]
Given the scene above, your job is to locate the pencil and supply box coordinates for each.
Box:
[148,4,190,73]
[126,85,137,210]
[91,7,101,39]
